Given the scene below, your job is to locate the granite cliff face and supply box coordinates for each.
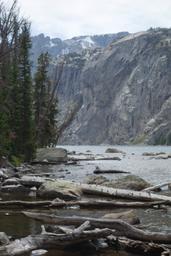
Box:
[57,29,171,145]
[31,32,128,71]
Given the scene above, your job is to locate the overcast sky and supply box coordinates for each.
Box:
[9,0,171,39]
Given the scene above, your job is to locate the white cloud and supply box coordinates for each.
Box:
[8,0,171,38]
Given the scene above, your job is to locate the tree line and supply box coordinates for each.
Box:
[0,0,59,164]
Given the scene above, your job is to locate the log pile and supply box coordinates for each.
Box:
[0,176,171,255]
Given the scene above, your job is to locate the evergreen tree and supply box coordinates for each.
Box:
[18,22,35,161]
[34,52,58,147]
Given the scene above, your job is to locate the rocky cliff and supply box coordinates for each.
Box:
[31,32,128,71]
[57,28,171,145]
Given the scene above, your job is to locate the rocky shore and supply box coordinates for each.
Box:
[0,146,171,256]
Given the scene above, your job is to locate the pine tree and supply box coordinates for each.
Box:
[18,21,35,161]
[34,52,58,147]
[0,1,36,163]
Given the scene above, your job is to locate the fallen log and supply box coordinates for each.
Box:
[69,156,121,161]
[0,227,112,256]
[51,199,166,209]
[0,199,166,209]
[23,212,171,244]
[80,183,171,204]
[93,169,129,174]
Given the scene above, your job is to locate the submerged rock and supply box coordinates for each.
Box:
[105,175,150,191]
[85,175,109,185]
[36,148,68,163]
[37,180,82,200]
[102,209,140,225]
[105,148,125,154]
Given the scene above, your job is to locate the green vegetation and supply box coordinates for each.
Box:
[0,0,59,164]
[34,52,58,147]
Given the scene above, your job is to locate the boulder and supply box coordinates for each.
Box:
[104,175,150,191]
[105,148,125,154]
[102,210,140,225]
[36,148,67,163]
[37,180,82,200]
[85,175,109,185]
[0,232,9,245]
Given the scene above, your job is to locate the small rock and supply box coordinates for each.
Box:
[0,232,10,245]
[31,249,48,256]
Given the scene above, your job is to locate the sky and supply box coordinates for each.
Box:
[7,0,171,39]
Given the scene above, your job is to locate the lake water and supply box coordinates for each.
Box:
[1,145,171,256]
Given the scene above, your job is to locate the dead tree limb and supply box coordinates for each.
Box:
[23,212,171,244]
[0,227,112,256]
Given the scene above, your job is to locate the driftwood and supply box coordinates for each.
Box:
[69,156,121,161]
[80,183,171,204]
[0,199,166,209]
[108,236,170,256]
[31,161,63,165]
[143,182,170,192]
[0,226,112,256]
[23,212,171,244]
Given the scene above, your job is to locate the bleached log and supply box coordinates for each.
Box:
[23,212,171,244]
[80,183,171,204]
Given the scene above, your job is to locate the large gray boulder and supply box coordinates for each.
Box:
[37,180,82,200]
[36,148,67,163]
